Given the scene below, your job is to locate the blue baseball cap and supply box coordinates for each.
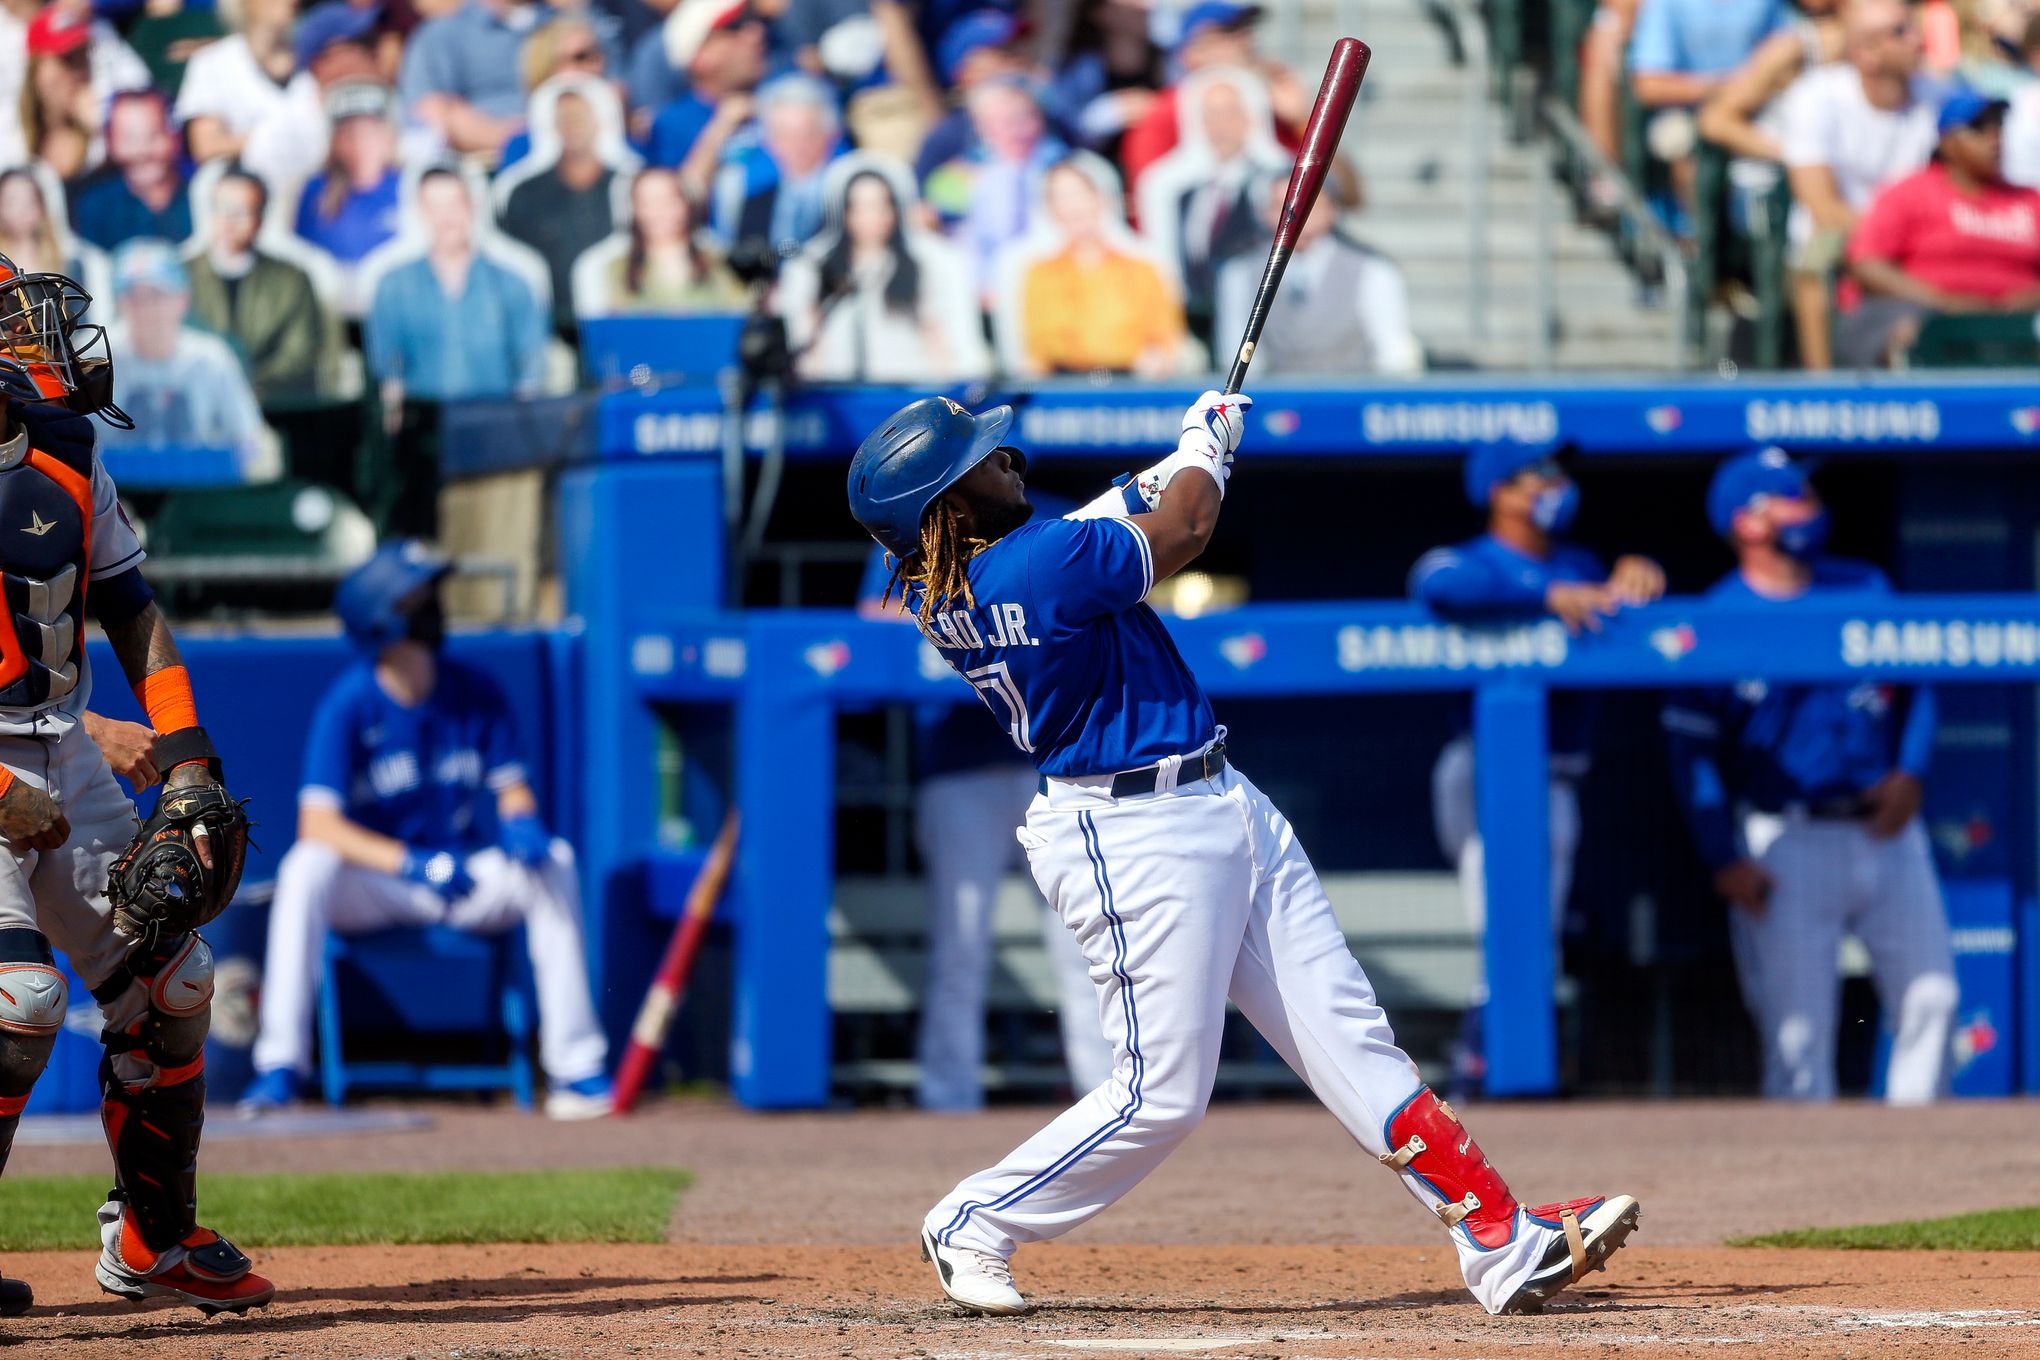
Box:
[1708,446,1811,536]
[111,238,188,296]
[1937,88,2009,137]
[295,1,380,70]
[937,9,1023,85]
[1175,2,1260,54]
[1463,438,1565,508]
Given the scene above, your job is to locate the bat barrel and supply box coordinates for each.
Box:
[1222,37,1371,395]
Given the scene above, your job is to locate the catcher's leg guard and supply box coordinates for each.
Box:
[0,928,64,1318]
[0,928,66,1175]
[94,932,273,1314]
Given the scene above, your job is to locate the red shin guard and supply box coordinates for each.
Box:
[1378,1087,1521,1248]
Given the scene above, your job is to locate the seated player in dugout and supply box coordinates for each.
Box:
[1409,439,1666,1100]
[239,542,614,1120]
[0,252,273,1315]
[850,394,1641,1319]
[1662,448,1956,1103]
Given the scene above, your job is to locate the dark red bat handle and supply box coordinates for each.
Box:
[1223,36,1371,395]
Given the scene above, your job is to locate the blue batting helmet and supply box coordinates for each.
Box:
[848,396,1016,557]
[334,539,452,653]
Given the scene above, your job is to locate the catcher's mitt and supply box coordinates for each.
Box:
[108,781,250,952]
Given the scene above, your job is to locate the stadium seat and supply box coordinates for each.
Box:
[1901,313,2040,369]
[317,925,536,1109]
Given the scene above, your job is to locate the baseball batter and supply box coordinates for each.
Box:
[1410,440,1664,1095]
[857,495,1113,1111]
[849,392,1640,1317]
[1663,448,1955,1103]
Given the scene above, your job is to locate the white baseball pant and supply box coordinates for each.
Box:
[1430,735,1580,1003]
[0,725,142,992]
[1734,811,1956,1104]
[925,758,1564,1314]
[252,839,608,1084]
[915,764,1113,1110]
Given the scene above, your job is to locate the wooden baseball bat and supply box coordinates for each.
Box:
[1223,37,1372,395]
[611,811,740,1115]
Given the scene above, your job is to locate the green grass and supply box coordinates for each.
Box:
[0,1167,689,1252]
[1734,1205,2040,1252]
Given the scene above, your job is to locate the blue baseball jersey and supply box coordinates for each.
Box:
[1661,557,1937,867]
[861,494,1076,779]
[299,659,528,851]
[915,513,1214,777]
[1408,533,1607,767]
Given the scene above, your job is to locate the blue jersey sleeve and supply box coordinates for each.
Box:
[1897,685,1936,777]
[1027,517,1155,621]
[1661,689,1741,869]
[1408,545,1547,618]
[469,673,529,793]
[298,682,358,811]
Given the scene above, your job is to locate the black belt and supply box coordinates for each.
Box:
[1803,795,1874,821]
[1109,741,1228,798]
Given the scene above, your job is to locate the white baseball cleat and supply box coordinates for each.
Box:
[1498,1194,1642,1315]
[920,1228,1029,1315]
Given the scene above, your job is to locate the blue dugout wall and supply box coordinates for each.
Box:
[566,374,2040,1109]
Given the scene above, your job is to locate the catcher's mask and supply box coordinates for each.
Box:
[0,252,133,429]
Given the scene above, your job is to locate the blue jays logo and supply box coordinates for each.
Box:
[1644,405,1682,434]
[804,641,851,677]
[1953,1011,1999,1069]
[1931,812,1993,863]
[2011,406,2040,437]
[1220,632,1267,669]
[1650,624,1697,661]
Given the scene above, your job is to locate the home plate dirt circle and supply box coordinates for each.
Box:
[6,1242,2039,1360]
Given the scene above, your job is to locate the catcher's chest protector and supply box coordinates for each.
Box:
[0,428,89,709]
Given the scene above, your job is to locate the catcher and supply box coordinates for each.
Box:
[0,252,268,1316]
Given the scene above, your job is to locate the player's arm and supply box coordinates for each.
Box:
[1661,692,1771,913]
[298,802,409,875]
[1071,390,1250,581]
[81,710,161,788]
[1409,548,1545,618]
[1864,686,1933,839]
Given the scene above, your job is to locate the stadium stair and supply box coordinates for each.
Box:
[1289,0,1682,369]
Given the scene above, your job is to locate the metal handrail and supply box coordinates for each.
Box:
[1537,94,1695,371]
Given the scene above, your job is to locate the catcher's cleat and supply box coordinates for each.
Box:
[920,1228,1028,1315]
[1498,1194,1641,1315]
[96,1204,274,1315]
[0,1275,31,1317]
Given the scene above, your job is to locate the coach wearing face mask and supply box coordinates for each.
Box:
[1409,438,1667,1099]
[1661,447,1956,1105]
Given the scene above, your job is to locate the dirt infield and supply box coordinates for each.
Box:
[9,1098,2040,1357]
[7,1242,2039,1359]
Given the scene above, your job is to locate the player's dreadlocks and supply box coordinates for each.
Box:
[883,496,990,627]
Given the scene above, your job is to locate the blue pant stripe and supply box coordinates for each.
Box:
[937,811,1143,1247]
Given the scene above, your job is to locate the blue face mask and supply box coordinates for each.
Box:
[1531,482,1580,533]
[1775,509,1829,560]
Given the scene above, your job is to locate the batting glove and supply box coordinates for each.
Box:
[499,814,554,868]
[1149,390,1253,501]
[401,847,477,902]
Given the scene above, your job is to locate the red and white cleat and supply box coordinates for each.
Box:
[1499,1194,1642,1315]
[95,1203,275,1315]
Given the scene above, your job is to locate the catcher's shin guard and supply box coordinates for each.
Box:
[96,933,213,1254]
[1378,1087,1521,1249]
[0,928,66,1175]
[94,931,270,1312]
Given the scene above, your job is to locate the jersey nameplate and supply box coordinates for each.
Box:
[918,603,1040,651]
